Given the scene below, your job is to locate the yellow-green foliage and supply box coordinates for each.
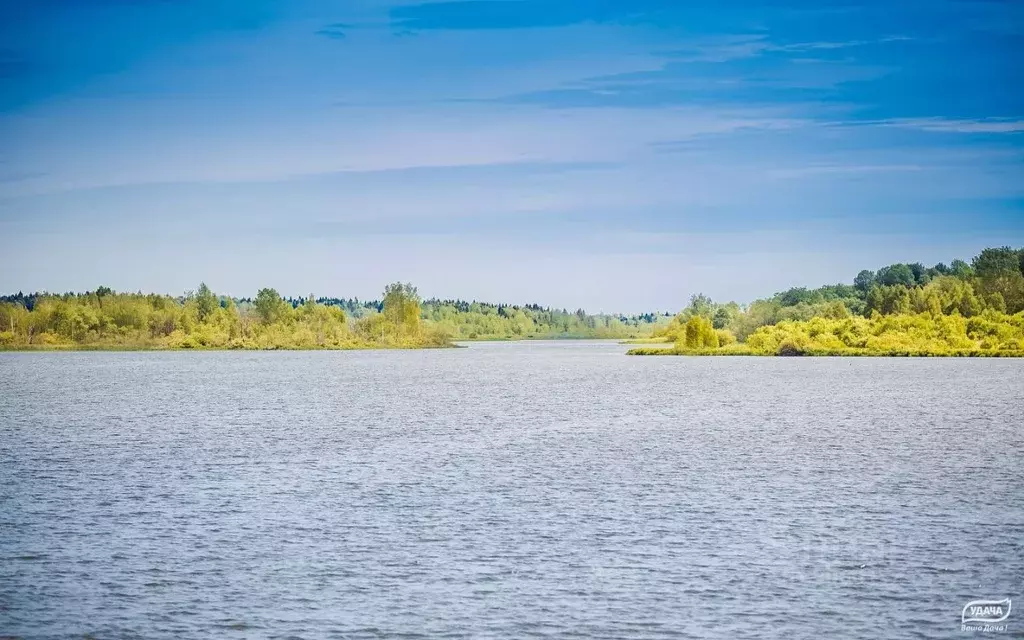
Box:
[716,329,737,346]
[636,246,1024,356]
[677,316,719,349]
[743,311,1024,356]
[0,282,449,350]
[630,311,1024,356]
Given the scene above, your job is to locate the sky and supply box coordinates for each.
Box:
[1,0,1022,312]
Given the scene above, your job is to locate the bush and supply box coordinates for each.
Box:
[166,330,200,349]
[678,316,719,349]
[743,311,1024,356]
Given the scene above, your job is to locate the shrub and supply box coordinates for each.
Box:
[678,316,719,349]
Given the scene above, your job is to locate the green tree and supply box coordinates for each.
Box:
[876,264,915,287]
[972,247,1020,279]
[254,288,284,324]
[909,262,929,285]
[195,282,218,322]
[884,286,912,315]
[949,259,973,279]
[0,302,28,334]
[853,270,875,294]
[972,246,1024,313]
[823,301,851,319]
[382,282,421,335]
[712,306,732,329]
[686,293,714,319]
[865,286,884,316]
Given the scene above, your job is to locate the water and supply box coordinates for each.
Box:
[1,341,1021,639]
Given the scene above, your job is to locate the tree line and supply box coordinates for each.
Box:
[0,282,668,349]
[639,246,1024,356]
[4,246,1022,353]
[0,283,448,349]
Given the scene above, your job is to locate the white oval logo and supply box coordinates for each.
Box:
[962,598,1011,624]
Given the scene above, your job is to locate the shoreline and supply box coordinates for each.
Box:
[0,337,643,352]
[627,346,1024,357]
[0,343,461,353]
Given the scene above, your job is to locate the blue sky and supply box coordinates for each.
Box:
[1,0,1021,311]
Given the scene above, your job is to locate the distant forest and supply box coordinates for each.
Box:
[2,246,1023,353]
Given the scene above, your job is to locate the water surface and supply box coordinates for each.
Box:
[1,342,1021,638]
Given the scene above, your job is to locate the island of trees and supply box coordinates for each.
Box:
[630,246,1024,356]
[0,282,668,350]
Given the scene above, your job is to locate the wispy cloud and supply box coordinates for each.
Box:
[660,34,913,64]
[770,35,913,52]
[480,28,904,110]
[878,117,1024,134]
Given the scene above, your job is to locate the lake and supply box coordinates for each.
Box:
[1,341,1021,638]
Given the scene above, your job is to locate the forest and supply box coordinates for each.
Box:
[629,246,1024,356]
[2,246,1023,354]
[0,282,667,350]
